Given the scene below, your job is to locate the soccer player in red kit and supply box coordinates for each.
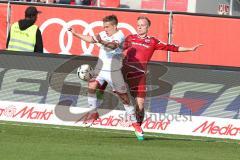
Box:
[122,16,202,137]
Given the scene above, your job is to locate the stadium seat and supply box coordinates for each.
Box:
[100,0,120,8]
[57,0,71,4]
[141,0,164,10]
[141,0,188,12]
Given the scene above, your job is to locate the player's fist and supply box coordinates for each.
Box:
[94,34,102,43]
[92,34,102,43]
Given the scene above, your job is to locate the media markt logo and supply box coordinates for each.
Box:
[0,105,53,120]
[193,121,240,136]
[0,106,16,117]
[75,112,171,131]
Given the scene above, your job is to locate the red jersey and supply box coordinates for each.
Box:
[123,34,179,71]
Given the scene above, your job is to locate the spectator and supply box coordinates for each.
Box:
[75,0,94,5]
[6,6,43,53]
[40,0,55,3]
[55,0,71,4]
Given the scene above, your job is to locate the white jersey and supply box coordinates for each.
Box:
[95,30,125,71]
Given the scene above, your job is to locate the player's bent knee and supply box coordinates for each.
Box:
[88,81,98,93]
[136,97,145,110]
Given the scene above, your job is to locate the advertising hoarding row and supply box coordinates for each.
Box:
[1,100,239,139]
[0,51,239,139]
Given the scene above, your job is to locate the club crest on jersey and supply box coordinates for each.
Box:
[144,39,151,43]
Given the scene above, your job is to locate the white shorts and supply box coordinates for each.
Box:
[95,70,127,94]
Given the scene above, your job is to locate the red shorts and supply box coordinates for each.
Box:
[122,64,146,98]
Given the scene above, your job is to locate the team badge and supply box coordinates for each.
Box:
[144,39,151,43]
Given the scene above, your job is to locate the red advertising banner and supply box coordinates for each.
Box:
[171,14,240,67]
[1,3,240,67]
[7,4,169,61]
[0,4,7,49]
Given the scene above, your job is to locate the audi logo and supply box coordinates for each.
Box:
[40,18,137,55]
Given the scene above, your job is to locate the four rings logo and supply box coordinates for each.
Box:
[40,18,137,55]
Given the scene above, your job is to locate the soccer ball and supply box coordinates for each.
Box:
[77,64,93,81]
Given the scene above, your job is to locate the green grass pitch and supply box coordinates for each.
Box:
[0,121,239,160]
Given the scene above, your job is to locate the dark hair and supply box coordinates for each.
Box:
[25,6,41,18]
[103,15,118,25]
[137,16,151,27]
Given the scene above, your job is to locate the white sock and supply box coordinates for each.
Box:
[88,93,98,112]
[123,104,137,123]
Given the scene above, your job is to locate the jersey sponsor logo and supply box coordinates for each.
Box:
[144,39,151,43]
[131,42,150,48]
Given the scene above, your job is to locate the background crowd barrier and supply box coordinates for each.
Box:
[0,50,239,140]
[0,2,240,67]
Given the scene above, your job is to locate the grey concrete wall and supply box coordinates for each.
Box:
[232,0,240,16]
[195,0,240,16]
[195,0,230,15]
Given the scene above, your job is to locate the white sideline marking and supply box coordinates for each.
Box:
[0,121,239,145]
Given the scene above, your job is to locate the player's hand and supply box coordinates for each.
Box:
[95,34,102,43]
[68,27,77,35]
[191,44,203,51]
[92,34,103,44]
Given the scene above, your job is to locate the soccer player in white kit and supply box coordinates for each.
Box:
[69,15,144,140]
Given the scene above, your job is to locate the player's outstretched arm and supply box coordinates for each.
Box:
[94,34,119,50]
[68,27,95,43]
[178,44,203,52]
